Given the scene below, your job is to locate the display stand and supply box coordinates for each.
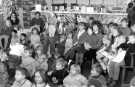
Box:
[31,11,127,25]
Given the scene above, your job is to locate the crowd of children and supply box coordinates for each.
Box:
[1,10,135,87]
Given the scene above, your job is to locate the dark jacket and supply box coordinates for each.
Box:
[30,18,44,32]
[51,69,68,85]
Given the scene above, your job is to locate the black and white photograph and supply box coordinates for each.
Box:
[0,0,134,87]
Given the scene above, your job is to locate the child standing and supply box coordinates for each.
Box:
[64,33,73,54]
[63,64,88,87]
[40,31,49,54]
[56,35,66,56]
[30,27,41,48]
[10,30,19,46]
[11,67,32,87]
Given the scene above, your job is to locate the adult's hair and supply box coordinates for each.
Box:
[91,20,104,34]
[9,12,20,25]
[128,2,134,8]
[78,22,89,31]
[89,17,94,20]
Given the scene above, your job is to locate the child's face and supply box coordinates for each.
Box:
[89,19,94,25]
[20,35,25,40]
[15,70,25,81]
[60,37,65,42]
[56,62,63,70]
[6,20,11,27]
[91,68,99,76]
[34,72,43,84]
[12,32,16,36]
[111,28,119,36]
[87,28,93,35]
[36,14,40,19]
[131,24,135,32]
[128,36,135,44]
[39,55,47,62]
[33,29,38,34]
[37,49,42,55]
[121,21,127,27]
[24,50,30,57]
[119,36,126,43]
[93,25,99,34]
[78,24,85,31]
[11,13,16,20]
[68,33,72,38]
[70,66,78,75]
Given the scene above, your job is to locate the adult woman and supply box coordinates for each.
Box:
[84,21,103,64]
[9,12,20,30]
[65,22,87,66]
[30,12,45,33]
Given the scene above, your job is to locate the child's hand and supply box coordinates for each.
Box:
[47,71,53,76]
[52,77,58,83]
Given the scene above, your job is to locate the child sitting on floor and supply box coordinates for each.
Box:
[21,48,37,76]
[0,60,8,87]
[88,63,107,87]
[11,67,32,87]
[63,64,88,87]
[48,58,68,86]
[32,69,50,87]
[35,46,48,72]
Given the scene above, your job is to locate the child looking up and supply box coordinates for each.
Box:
[64,33,73,54]
[88,63,107,87]
[49,58,68,86]
[11,67,32,87]
[30,27,41,48]
[63,64,88,87]
[36,47,48,72]
[32,69,50,87]
[21,49,37,76]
